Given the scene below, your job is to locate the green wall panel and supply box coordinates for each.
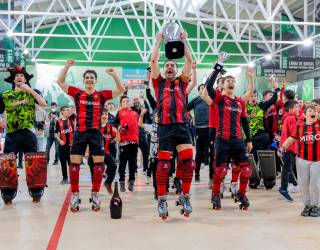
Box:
[29,12,259,67]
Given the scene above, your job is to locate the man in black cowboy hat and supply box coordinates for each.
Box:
[0,65,46,204]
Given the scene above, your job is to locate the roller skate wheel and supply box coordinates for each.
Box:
[92,206,100,212]
[70,206,79,212]
[32,198,41,203]
[160,212,168,220]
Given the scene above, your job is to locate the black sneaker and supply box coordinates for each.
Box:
[309,206,320,217]
[278,189,294,202]
[53,160,59,165]
[195,175,200,183]
[301,205,312,217]
[17,164,23,169]
[60,179,69,185]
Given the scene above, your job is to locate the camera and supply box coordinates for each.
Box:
[35,121,45,130]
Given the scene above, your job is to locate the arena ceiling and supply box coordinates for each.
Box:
[0,0,318,66]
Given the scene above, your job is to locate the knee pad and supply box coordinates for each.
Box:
[182,159,196,172]
[178,148,193,162]
[157,160,171,175]
[240,162,252,178]
[25,152,47,189]
[157,151,171,174]
[93,163,105,179]
[69,163,80,183]
[92,162,105,192]
[214,164,228,179]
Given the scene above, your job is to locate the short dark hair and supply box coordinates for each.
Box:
[304,105,316,114]
[283,89,295,101]
[312,98,320,105]
[83,70,97,79]
[217,76,225,84]
[60,105,69,112]
[120,95,129,105]
[223,75,235,84]
[284,100,298,112]
[164,59,178,69]
[263,89,273,97]
[51,102,57,106]
[197,84,205,91]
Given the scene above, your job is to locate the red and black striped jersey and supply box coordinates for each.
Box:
[209,103,219,129]
[209,87,221,129]
[55,118,74,146]
[212,89,247,140]
[68,86,112,132]
[290,121,320,161]
[152,74,190,125]
[100,123,116,154]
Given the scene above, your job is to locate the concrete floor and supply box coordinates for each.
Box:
[0,163,319,250]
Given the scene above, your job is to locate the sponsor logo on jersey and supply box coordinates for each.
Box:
[225,106,242,113]
[299,133,320,142]
[79,100,100,106]
[63,128,73,134]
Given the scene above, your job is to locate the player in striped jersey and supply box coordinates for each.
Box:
[57,59,125,212]
[279,106,320,217]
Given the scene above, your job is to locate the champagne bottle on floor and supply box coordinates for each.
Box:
[110,182,122,219]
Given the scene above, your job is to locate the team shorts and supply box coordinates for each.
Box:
[70,129,104,156]
[4,129,38,154]
[215,137,249,167]
[158,123,192,152]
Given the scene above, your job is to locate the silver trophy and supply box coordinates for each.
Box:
[162,22,184,59]
[218,51,230,63]
[217,51,229,75]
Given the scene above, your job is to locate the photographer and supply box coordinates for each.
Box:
[46,102,60,164]
[35,104,48,151]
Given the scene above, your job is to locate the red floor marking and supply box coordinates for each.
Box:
[46,188,72,250]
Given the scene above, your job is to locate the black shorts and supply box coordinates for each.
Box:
[158,123,192,152]
[215,137,249,167]
[4,129,38,154]
[70,129,104,156]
